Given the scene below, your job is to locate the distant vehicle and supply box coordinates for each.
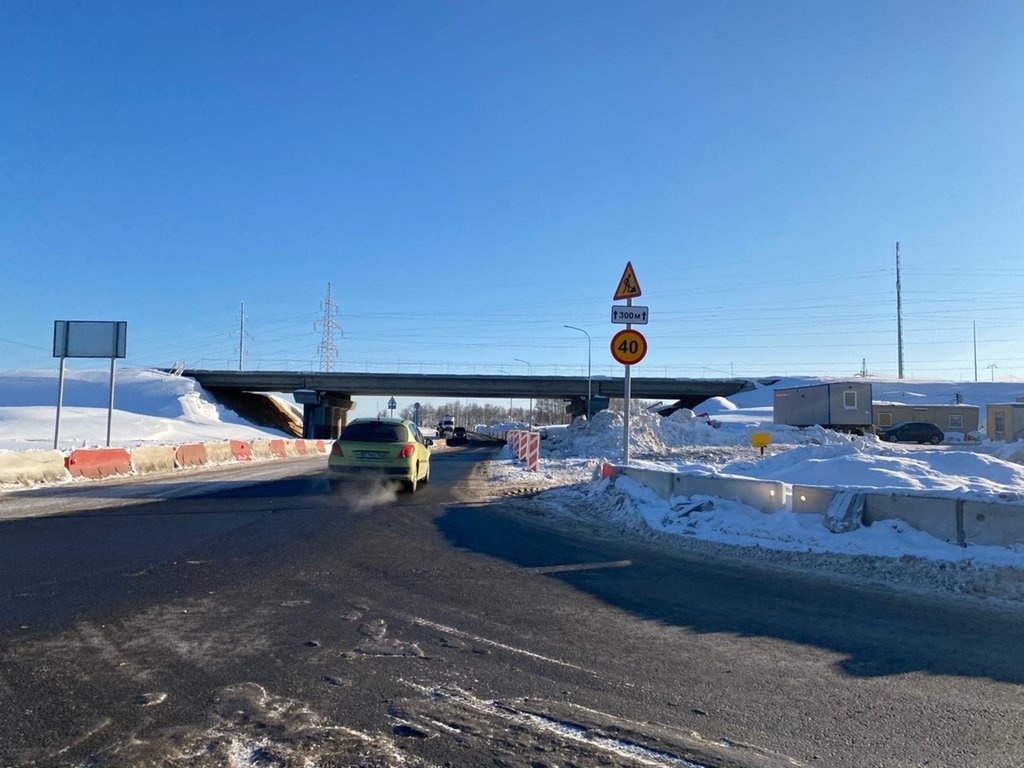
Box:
[453,426,467,438]
[328,417,432,493]
[438,415,455,439]
[448,425,469,445]
[877,422,944,445]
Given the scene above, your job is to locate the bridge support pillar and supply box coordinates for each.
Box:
[298,392,354,439]
[565,394,610,421]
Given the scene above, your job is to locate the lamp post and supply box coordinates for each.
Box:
[514,358,532,427]
[988,363,998,382]
[564,325,592,420]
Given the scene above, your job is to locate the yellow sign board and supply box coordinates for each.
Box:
[613,261,642,300]
[751,432,771,448]
[610,329,648,365]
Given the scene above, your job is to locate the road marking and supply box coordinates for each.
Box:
[526,559,633,574]
[399,683,707,767]
[401,615,597,675]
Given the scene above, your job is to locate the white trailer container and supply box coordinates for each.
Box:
[773,381,873,432]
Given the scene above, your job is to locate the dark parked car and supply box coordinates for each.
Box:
[877,422,944,444]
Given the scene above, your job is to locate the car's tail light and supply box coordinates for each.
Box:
[331,442,343,457]
[398,443,416,458]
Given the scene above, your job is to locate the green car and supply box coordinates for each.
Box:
[328,417,432,493]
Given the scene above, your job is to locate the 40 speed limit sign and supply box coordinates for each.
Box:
[610,329,647,365]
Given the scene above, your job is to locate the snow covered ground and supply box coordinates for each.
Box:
[4,368,1024,595]
[0,368,288,451]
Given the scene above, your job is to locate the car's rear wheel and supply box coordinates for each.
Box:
[405,465,419,493]
[929,435,941,445]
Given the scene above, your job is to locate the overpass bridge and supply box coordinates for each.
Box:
[180,369,755,439]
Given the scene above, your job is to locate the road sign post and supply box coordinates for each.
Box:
[611,263,646,465]
[387,396,397,417]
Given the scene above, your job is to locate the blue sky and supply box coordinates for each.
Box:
[3,0,1024,387]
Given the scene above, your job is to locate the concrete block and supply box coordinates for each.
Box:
[963,500,1024,547]
[205,441,234,464]
[792,485,838,514]
[131,445,176,475]
[618,466,675,499]
[674,474,787,513]
[863,494,959,544]
[0,449,69,486]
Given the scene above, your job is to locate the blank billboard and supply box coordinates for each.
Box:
[53,320,127,359]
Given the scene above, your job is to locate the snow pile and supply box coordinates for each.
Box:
[0,369,287,451]
[523,471,1024,569]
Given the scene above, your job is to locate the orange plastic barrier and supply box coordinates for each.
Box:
[175,443,208,468]
[601,463,618,480]
[315,440,326,454]
[293,440,308,456]
[230,439,253,462]
[268,439,287,459]
[65,448,132,480]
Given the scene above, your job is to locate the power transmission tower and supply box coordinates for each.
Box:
[237,301,249,371]
[315,282,342,371]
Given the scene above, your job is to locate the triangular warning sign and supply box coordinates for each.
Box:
[613,261,642,300]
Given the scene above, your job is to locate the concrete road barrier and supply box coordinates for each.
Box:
[0,450,69,486]
[66,448,132,480]
[230,439,253,462]
[617,466,675,499]
[131,445,176,475]
[205,441,234,464]
[674,473,787,513]
[293,440,308,456]
[863,494,960,544]
[963,500,1024,547]
[268,439,287,459]
[792,485,839,514]
[175,443,208,468]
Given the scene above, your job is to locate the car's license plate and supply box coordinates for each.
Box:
[355,450,387,459]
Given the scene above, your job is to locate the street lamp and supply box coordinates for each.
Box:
[514,358,532,426]
[563,325,592,420]
[987,363,998,382]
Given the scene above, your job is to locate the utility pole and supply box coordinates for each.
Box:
[238,301,246,371]
[315,282,342,372]
[896,241,904,379]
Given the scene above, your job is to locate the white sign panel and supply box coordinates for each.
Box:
[610,305,649,325]
[53,320,127,358]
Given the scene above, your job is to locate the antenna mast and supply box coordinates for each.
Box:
[896,242,904,379]
[316,282,342,371]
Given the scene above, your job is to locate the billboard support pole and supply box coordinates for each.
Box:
[54,357,66,450]
[106,356,117,447]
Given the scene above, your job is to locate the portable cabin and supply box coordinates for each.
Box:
[872,403,980,435]
[773,381,873,431]
[986,403,1024,442]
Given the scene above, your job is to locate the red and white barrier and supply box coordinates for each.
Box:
[506,430,539,472]
[66,448,133,480]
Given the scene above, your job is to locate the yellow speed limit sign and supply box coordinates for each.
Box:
[610,329,648,365]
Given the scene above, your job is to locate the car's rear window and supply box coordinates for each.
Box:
[339,422,407,443]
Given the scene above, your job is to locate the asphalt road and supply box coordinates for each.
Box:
[2,441,1024,767]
